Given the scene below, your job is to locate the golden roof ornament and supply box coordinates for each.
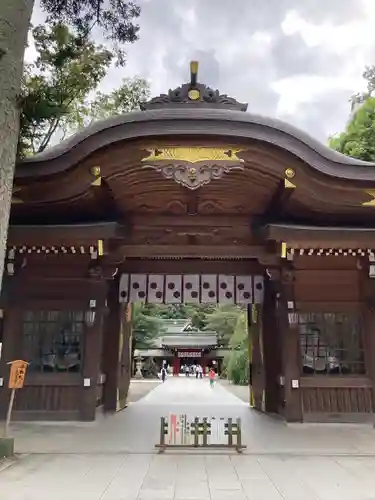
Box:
[141,60,247,111]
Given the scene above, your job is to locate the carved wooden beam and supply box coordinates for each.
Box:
[130,214,250,228]
[119,244,271,259]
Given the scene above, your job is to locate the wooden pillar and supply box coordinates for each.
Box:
[360,261,375,414]
[278,266,302,422]
[102,277,123,412]
[262,274,282,414]
[80,285,106,421]
[249,303,265,411]
[117,302,133,411]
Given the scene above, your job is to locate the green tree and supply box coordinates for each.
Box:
[225,311,250,385]
[132,303,166,349]
[19,24,150,157]
[19,23,113,157]
[329,65,375,161]
[203,305,244,346]
[329,97,375,161]
[62,76,150,137]
[0,0,140,290]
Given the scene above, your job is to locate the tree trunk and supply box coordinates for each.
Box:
[0,0,34,290]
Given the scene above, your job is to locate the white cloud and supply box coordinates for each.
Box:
[29,0,375,142]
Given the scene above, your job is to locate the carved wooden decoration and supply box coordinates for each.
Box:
[119,273,263,304]
[142,147,244,190]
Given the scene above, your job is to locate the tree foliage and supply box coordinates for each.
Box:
[132,303,166,349]
[329,65,375,161]
[329,97,375,161]
[225,312,250,386]
[19,23,113,157]
[203,305,244,346]
[19,23,150,158]
[40,0,141,65]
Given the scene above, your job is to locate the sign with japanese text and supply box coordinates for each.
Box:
[8,360,29,389]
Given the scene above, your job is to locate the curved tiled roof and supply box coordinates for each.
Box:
[16,107,375,181]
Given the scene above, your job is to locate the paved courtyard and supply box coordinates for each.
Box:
[7,377,375,455]
[3,452,375,500]
[2,377,375,499]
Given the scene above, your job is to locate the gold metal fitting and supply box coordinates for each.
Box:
[285,168,295,179]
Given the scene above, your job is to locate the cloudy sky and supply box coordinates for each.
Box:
[30,0,375,142]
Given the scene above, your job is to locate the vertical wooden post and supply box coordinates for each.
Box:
[193,417,199,447]
[360,261,375,415]
[102,277,123,412]
[248,304,264,411]
[262,274,282,413]
[159,417,166,448]
[236,417,242,452]
[4,389,15,437]
[202,417,208,447]
[279,266,302,422]
[227,417,233,446]
[81,282,106,421]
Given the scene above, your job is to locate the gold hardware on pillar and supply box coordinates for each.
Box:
[281,242,287,259]
[98,240,104,256]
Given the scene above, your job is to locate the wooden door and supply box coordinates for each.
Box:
[116,303,133,411]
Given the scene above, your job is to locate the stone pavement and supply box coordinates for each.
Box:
[3,378,375,499]
[8,377,375,455]
[3,452,375,499]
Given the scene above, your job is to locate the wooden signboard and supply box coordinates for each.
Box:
[8,360,28,389]
[3,360,29,437]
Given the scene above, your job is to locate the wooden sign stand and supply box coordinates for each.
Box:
[3,360,29,438]
[155,415,246,453]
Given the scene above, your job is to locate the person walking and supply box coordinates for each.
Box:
[161,366,167,383]
[209,367,215,388]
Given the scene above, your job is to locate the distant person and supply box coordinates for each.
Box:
[161,366,167,383]
[209,368,216,388]
[199,365,203,379]
[185,364,190,377]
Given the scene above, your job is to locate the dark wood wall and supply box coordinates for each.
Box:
[292,255,374,422]
[0,254,108,421]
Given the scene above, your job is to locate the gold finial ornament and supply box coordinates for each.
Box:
[190,60,199,87]
[190,60,198,75]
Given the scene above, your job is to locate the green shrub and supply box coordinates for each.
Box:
[226,348,249,385]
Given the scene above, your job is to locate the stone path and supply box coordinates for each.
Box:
[3,378,375,498]
[8,377,375,455]
[3,452,375,499]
